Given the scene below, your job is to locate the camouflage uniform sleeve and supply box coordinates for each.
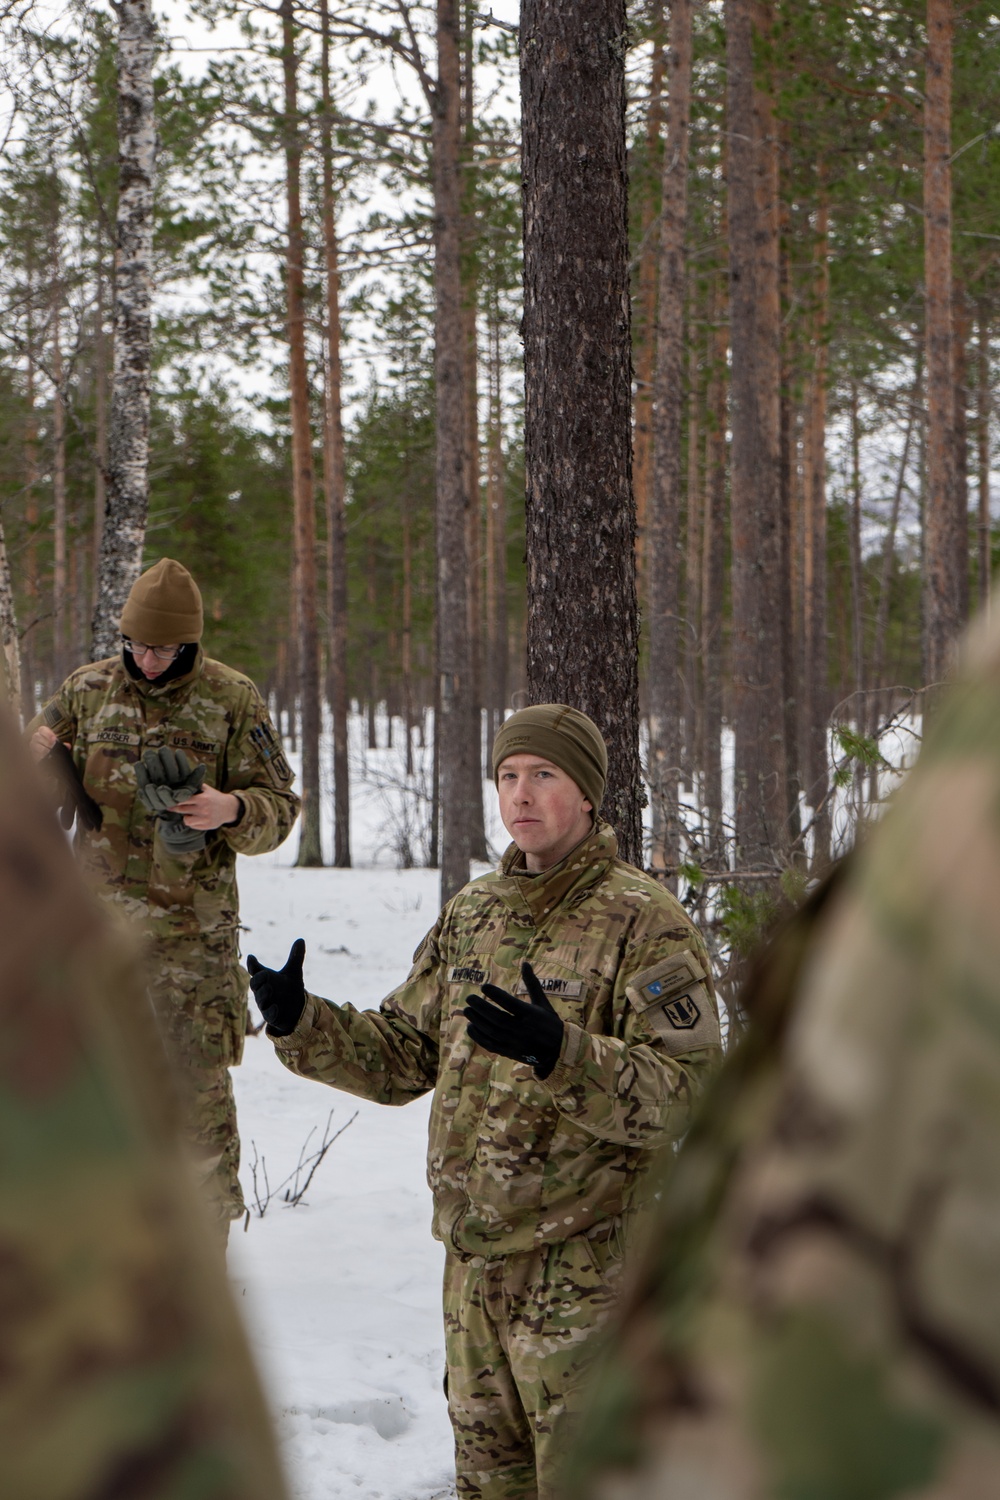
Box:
[543,928,722,1148]
[25,679,78,745]
[220,687,300,855]
[271,922,442,1105]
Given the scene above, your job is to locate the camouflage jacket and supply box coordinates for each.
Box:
[30,650,299,940]
[567,617,1000,1499]
[274,821,722,1258]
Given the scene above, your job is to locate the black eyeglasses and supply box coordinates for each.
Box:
[121,637,182,663]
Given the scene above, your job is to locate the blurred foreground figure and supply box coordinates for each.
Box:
[570,612,1000,1499]
[0,707,289,1500]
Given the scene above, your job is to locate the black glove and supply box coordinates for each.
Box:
[135,746,207,812]
[463,961,564,1080]
[246,938,307,1036]
[44,740,103,832]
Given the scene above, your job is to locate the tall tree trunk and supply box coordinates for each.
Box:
[92,245,108,609]
[434,0,472,901]
[92,0,156,659]
[684,326,702,795]
[22,302,39,713]
[953,281,969,622]
[320,0,351,868]
[461,4,488,854]
[281,0,322,867]
[725,0,787,870]
[977,300,991,610]
[402,491,414,777]
[51,278,68,683]
[702,287,727,862]
[633,5,666,596]
[803,193,830,867]
[849,381,865,717]
[0,514,22,721]
[923,0,961,685]
[779,230,801,845]
[647,0,692,880]
[485,289,507,746]
[521,0,642,863]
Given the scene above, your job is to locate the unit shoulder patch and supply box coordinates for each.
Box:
[625,950,720,1056]
[248,720,293,789]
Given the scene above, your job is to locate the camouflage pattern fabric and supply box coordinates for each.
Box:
[272,819,721,1494]
[445,1231,625,1500]
[568,612,1000,1500]
[273,819,722,1258]
[0,705,290,1500]
[29,649,299,1223]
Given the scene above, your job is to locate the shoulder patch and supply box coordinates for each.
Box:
[43,700,74,737]
[248,720,293,789]
[625,951,720,1056]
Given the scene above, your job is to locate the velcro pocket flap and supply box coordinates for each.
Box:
[625,952,720,1055]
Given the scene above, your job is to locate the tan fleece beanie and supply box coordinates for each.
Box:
[119,559,204,644]
[491,704,608,812]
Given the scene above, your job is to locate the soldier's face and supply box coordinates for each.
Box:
[497,754,593,872]
[132,643,181,679]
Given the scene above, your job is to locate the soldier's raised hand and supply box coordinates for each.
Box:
[463,961,564,1079]
[246,938,307,1036]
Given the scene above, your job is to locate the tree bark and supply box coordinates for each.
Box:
[923,0,961,685]
[434,0,472,901]
[320,0,351,868]
[683,326,702,794]
[977,300,991,611]
[92,0,156,659]
[281,0,322,867]
[485,288,507,746]
[803,192,830,867]
[92,244,108,611]
[725,0,787,870]
[520,0,642,865]
[0,513,22,722]
[953,281,969,623]
[633,6,666,596]
[647,0,692,879]
[51,277,68,682]
[702,286,727,862]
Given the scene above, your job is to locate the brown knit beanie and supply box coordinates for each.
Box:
[119,558,204,644]
[492,704,608,812]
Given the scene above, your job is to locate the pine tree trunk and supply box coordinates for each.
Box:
[779,232,801,845]
[633,6,666,598]
[953,281,969,622]
[849,381,865,717]
[51,279,68,682]
[92,246,108,610]
[977,301,991,611]
[870,366,918,795]
[434,0,472,901]
[923,0,961,685]
[22,312,39,714]
[683,328,702,794]
[281,0,322,867]
[92,0,156,659]
[803,194,830,867]
[521,0,642,864]
[0,513,22,722]
[725,0,787,871]
[702,289,727,862]
[320,0,351,868]
[647,0,692,880]
[484,295,507,747]
[402,495,414,777]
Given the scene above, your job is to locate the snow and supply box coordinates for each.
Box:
[229,858,458,1500]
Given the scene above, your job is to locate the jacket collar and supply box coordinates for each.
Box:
[492,819,618,925]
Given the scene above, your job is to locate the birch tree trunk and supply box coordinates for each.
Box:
[923,0,962,685]
[647,0,692,879]
[434,0,472,902]
[281,0,322,867]
[726,0,787,870]
[0,514,22,721]
[92,0,156,660]
[520,0,642,865]
[320,0,351,868]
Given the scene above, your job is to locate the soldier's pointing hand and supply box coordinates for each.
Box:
[463,962,564,1079]
[246,938,307,1035]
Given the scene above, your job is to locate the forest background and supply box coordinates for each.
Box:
[1,0,997,989]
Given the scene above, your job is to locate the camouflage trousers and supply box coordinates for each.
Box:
[443,1228,625,1500]
[146,931,248,1229]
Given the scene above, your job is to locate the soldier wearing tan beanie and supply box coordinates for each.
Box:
[27,557,300,1239]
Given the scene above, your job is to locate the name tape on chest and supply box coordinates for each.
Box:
[447,964,488,986]
[84,728,141,748]
[445,965,584,1000]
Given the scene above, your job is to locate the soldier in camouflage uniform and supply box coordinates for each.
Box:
[567,611,1000,1500]
[247,704,722,1500]
[0,701,290,1500]
[28,558,299,1232]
